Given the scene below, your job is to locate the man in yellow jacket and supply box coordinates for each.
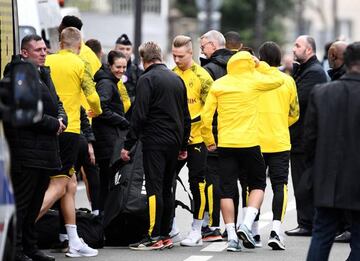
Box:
[201,51,284,251]
[172,35,214,246]
[256,41,299,250]
[39,27,102,258]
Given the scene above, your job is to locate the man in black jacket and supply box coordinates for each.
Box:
[305,41,360,261]
[286,35,327,237]
[121,41,190,250]
[4,34,67,261]
[327,40,352,243]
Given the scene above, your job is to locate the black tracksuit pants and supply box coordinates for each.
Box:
[143,147,179,238]
[11,167,50,254]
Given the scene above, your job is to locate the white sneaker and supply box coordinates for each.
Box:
[180,229,203,247]
[65,239,98,257]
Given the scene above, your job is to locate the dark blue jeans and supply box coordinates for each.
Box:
[307,207,360,261]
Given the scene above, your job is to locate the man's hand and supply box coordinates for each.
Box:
[57,118,66,135]
[86,109,97,118]
[253,55,260,67]
[178,150,188,160]
[207,144,217,152]
[121,148,131,162]
[88,142,96,165]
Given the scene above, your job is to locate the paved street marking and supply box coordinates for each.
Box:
[183,256,213,261]
[201,241,227,252]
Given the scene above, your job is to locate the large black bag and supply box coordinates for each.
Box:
[103,141,148,246]
[36,208,104,249]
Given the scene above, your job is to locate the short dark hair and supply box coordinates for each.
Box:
[224,31,242,50]
[107,50,126,66]
[239,46,254,55]
[344,42,360,68]
[258,41,282,67]
[21,34,43,50]
[85,39,102,55]
[306,36,316,53]
[115,34,132,46]
[59,15,83,32]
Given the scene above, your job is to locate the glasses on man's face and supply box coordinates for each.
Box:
[200,41,213,51]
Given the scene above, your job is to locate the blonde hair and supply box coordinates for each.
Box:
[138,41,162,63]
[172,35,192,51]
[60,27,82,49]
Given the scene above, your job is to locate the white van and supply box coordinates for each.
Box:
[17,0,62,52]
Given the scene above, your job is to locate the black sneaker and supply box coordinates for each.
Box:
[334,231,351,243]
[50,239,69,253]
[253,234,262,248]
[202,226,223,242]
[129,236,164,250]
[268,231,285,250]
[222,230,228,241]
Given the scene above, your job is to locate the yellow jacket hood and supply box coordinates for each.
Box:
[227,51,256,75]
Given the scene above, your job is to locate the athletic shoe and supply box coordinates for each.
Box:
[222,230,228,241]
[334,231,351,243]
[50,240,69,253]
[202,226,223,242]
[237,224,256,249]
[65,239,98,257]
[161,237,174,249]
[253,234,262,248]
[129,236,164,251]
[268,231,285,250]
[227,240,242,252]
[180,229,203,247]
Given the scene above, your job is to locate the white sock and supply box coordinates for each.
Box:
[59,233,68,242]
[91,210,99,216]
[243,207,258,230]
[252,221,259,236]
[202,212,209,227]
[272,220,281,235]
[65,224,82,249]
[192,219,203,232]
[225,223,238,242]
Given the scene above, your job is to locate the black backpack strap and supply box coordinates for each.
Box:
[175,175,194,214]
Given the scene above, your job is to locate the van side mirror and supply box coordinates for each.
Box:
[0,61,43,126]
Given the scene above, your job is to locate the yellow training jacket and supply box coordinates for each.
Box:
[201,51,284,148]
[45,49,102,134]
[256,63,299,153]
[117,80,131,113]
[79,42,102,111]
[173,61,213,144]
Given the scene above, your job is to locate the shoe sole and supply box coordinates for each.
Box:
[202,235,223,242]
[180,240,203,247]
[227,247,242,252]
[268,240,285,250]
[129,245,164,251]
[237,230,255,249]
[65,252,98,257]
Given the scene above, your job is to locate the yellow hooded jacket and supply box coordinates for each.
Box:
[256,63,300,152]
[201,51,284,148]
[79,42,102,111]
[173,61,213,144]
[46,49,102,134]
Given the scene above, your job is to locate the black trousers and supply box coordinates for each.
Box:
[290,152,314,229]
[205,155,221,227]
[176,143,207,220]
[11,167,50,253]
[264,151,290,221]
[143,147,179,238]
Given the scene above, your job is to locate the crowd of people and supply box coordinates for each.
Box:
[3,14,360,261]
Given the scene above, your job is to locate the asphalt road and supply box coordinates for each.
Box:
[45,166,350,261]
